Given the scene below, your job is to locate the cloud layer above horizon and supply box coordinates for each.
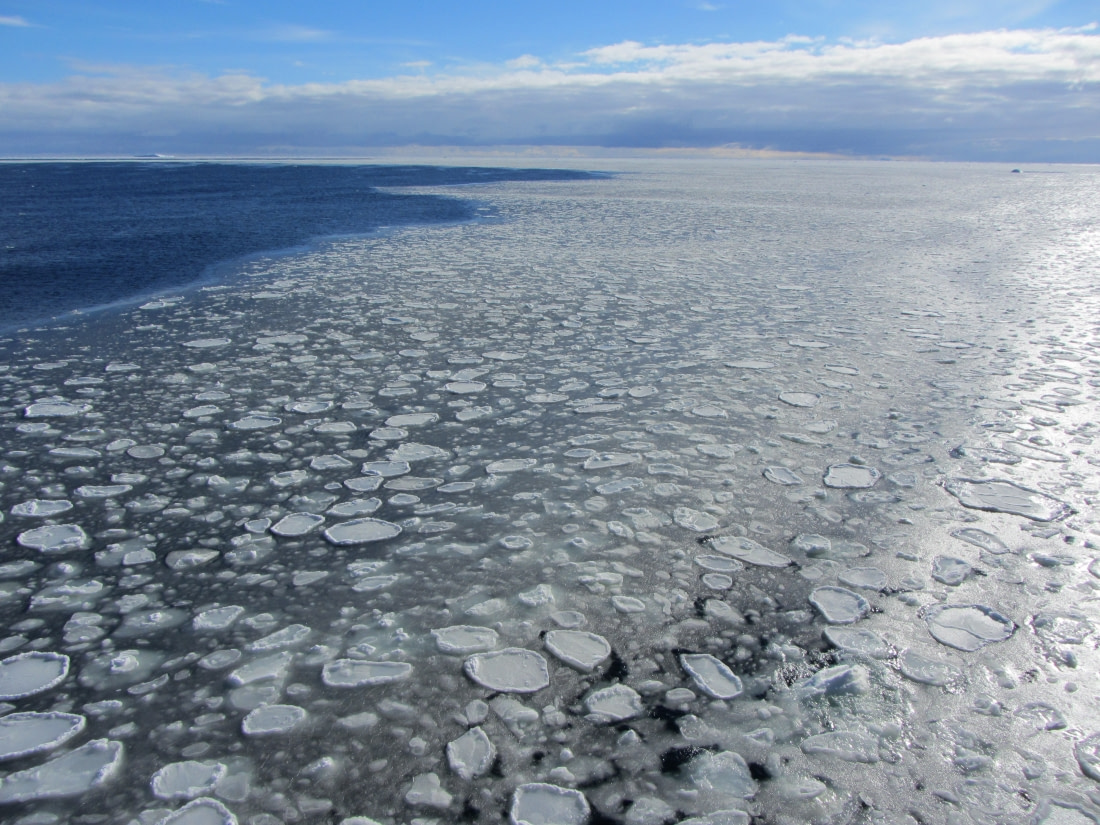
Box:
[1,25,1098,160]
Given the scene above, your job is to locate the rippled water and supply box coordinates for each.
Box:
[0,159,1098,825]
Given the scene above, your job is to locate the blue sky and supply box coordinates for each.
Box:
[1,1,1098,160]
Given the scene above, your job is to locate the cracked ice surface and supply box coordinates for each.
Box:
[0,159,1099,824]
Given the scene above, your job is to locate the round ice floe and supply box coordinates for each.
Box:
[242,704,305,735]
[510,783,590,825]
[271,513,324,537]
[445,381,486,394]
[942,478,1073,522]
[151,761,227,799]
[694,555,743,573]
[824,627,892,659]
[229,414,281,431]
[801,732,879,763]
[823,464,881,489]
[24,400,90,418]
[898,648,962,687]
[951,527,1009,555]
[464,649,549,693]
[447,727,495,780]
[931,556,972,586]
[389,442,449,461]
[323,517,402,545]
[708,536,791,568]
[585,684,643,722]
[0,652,70,699]
[809,587,870,624]
[674,507,720,532]
[431,626,499,655]
[691,404,727,418]
[182,338,231,348]
[16,524,90,553]
[285,400,333,414]
[193,606,245,631]
[688,751,756,798]
[923,604,1015,651]
[486,458,537,473]
[0,738,123,802]
[154,797,238,825]
[779,392,820,408]
[11,499,73,517]
[543,631,611,672]
[583,452,638,470]
[763,466,803,486]
[838,567,887,591]
[1074,733,1100,781]
[680,653,743,699]
[322,659,412,687]
[0,712,85,761]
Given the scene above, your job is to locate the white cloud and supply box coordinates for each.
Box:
[0,28,1097,159]
[0,15,33,27]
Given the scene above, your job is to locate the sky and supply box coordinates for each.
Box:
[0,1,1098,161]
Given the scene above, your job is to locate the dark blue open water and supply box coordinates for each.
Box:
[0,162,599,333]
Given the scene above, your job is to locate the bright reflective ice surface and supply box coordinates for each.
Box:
[1,159,1099,825]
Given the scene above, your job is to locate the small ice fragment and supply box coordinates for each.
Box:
[942,478,1073,522]
[447,727,495,780]
[823,464,881,488]
[311,454,353,471]
[585,684,644,722]
[0,738,123,802]
[708,536,791,568]
[241,704,305,735]
[150,761,227,799]
[688,751,757,798]
[801,732,879,763]
[445,381,486,394]
[247,624,311,652]
[694,555,743,573]
[543,630,611,672]
[0,712,85,761]
[153,797,237,825]
[431,626,499,655]
[763,467,803,486]
[923,604,1015,651]
[675,507,720,532]
[11,499,73,517]
[824,627,892,659]
[166,550,219,571]
[809,587,870,624]
[271,513,324,537]
[1074,733,1100,781]
[510,783,590,825]
[795,664,868,699]
[16,524,90,553]
[322,660,412,687]
[611,596,646,613]
[389,442,449,461]
[406,772,452,809]
[464,649,549,693]
[323,518,402,545]
[386,412,438,427]
[680,653,743,699]
[517,583,555,606]
[583,452,638,470]
[0,652,70,699]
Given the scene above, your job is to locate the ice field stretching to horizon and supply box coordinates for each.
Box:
[0,158,1099,825]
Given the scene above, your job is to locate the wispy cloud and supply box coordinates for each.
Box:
[0,27,1097,160]
[0,15,34,27]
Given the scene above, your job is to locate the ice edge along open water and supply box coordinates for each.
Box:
[0,158,1098,825]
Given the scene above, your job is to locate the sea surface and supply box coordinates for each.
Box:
[0,159,1098,825]
[0,162,598,333]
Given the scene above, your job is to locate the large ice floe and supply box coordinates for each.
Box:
[0,158,1098,824]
